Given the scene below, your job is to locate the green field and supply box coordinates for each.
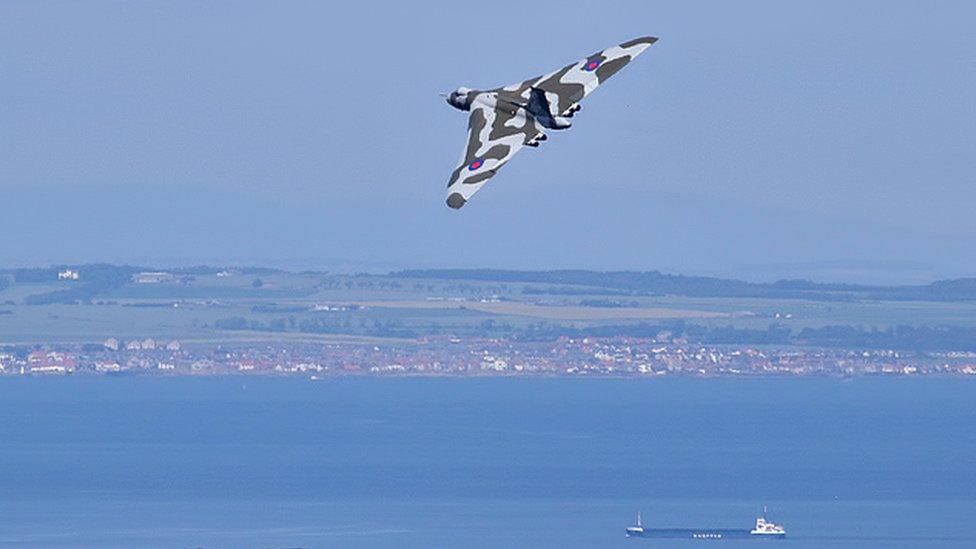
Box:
[2,267,976,347]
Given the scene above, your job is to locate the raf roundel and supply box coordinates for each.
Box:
[583,58,602,72]
[468,158,484,171]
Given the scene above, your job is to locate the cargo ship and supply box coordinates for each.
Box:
[625,507,786,539]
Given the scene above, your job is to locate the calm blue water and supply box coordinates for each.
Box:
[0,376,973,548]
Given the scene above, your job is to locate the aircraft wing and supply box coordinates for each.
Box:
[505,36,657,117]
[445,96,544,209]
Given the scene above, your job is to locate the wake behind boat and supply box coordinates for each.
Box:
[626,508,786,540]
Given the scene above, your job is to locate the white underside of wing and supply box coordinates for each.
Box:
[512,40,655,105]
[447,97,534,204]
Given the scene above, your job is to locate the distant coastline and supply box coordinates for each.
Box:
[3,338,976,378]
[2,264,976,378]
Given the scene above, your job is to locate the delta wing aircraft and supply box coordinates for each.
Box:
[443,36,657,209]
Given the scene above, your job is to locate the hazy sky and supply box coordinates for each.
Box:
[2,1,974,282]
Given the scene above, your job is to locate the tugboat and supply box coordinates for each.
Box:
[625,507,786,539]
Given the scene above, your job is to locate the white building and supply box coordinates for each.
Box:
[95,361,121,372]
[132,272,175,284]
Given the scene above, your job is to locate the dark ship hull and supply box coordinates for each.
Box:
[627,528,785,539]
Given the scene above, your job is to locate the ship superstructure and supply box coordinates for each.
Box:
[750,507,786,537]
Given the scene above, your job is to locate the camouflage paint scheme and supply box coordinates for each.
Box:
[444,36,658,209]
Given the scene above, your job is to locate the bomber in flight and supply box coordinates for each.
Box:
[443,36,657,209]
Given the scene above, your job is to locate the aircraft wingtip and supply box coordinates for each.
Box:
[446,193,466,210]
[621,36,659,48]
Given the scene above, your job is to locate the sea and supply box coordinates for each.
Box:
[0,376,973,548]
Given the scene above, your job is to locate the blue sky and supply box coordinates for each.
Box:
[1,1,973,282]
